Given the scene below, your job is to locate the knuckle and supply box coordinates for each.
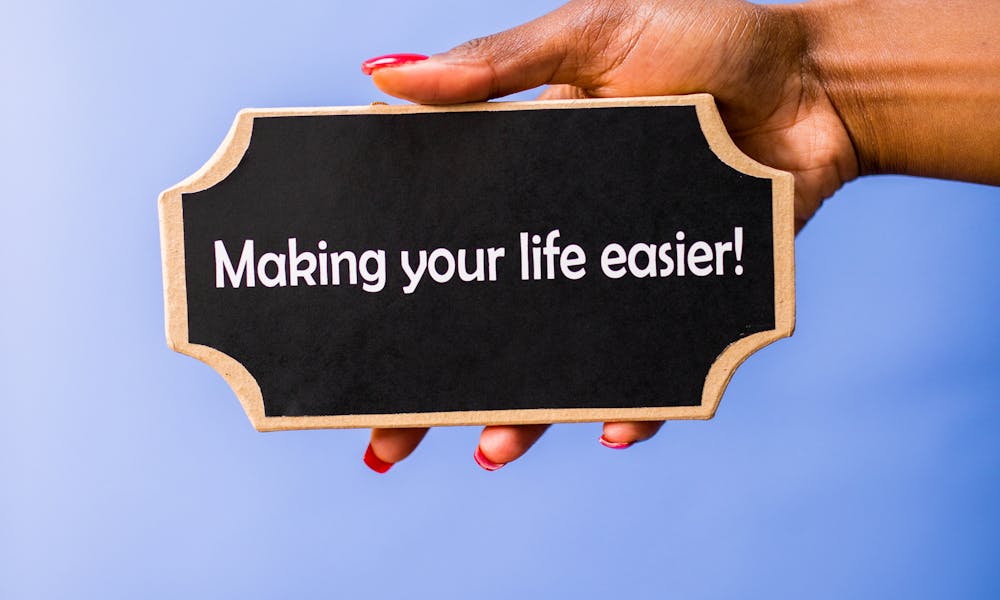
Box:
[451,35,491,57]
[450,33,526,63]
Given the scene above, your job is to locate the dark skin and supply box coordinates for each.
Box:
[363,0,1000,469]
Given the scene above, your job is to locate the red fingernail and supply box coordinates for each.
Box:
[599,436,633,450]
[474,446,506,471]
[363,443,394,473]
[361,53,429,75]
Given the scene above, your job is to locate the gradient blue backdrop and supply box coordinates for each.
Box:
[2,1,998,598]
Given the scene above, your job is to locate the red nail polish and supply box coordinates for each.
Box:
[363,443,393,473]
[599,436,633,450]
[474,446,506,471]
[361,53,429,75]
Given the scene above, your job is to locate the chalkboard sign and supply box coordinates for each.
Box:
[159,95,794,431]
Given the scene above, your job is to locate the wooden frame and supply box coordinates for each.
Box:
[158,94,795,431]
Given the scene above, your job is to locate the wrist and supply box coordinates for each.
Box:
[792,0,1000,183]
[792,0,890,178]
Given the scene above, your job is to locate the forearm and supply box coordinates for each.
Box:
[790,0,1000,185]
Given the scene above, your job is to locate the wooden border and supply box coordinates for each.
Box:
[158,94,795,431]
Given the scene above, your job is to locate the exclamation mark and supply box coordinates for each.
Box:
[734,227,744,275]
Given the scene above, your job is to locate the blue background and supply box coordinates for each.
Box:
[2,1,998,597]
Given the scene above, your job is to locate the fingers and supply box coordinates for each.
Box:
[471,420,663,471]
[600,421,663,449]
[364,424,550,474]
[366,1,625,103]
[365,420,663,473]
[364,427,428,473]
[474,424,550,471]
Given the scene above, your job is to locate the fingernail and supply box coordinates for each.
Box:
[361,53,429,75]
[363,443,394,473]
[474,446,506,471]
[599,436,633,450]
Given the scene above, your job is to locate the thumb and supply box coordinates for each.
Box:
[365,2,619,104]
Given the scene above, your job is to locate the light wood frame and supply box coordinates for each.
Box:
[158,94,795,431]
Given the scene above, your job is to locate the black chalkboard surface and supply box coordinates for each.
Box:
[159,95,794,430]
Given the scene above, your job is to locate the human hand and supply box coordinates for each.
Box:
[359,0,999,471]
[367,0,858,228]
[359,0,855,473]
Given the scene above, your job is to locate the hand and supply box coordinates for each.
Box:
[360,0,854,472]
[360,0,999,471]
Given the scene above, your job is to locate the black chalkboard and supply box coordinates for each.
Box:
[159,96,794,430]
